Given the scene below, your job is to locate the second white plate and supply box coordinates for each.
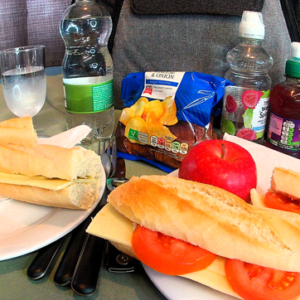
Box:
[0,164,106,261]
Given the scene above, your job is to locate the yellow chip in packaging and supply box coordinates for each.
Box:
[125,117,148,144]
[159,96,178,126]
[119,97,148,126]
[142,100,164,120]
[136,97,149,105]
[120,96,178,145]
[146,111,177,142]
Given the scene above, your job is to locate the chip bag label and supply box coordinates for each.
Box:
[141,72,185,100]
[117,72,231,171]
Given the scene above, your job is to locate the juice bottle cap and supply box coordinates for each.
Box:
[291,42,300,60]
[286,42,300,78]
[239,11,265,40]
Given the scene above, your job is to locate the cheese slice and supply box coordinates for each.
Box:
[0,171,95,190]
[87,204,240,299]
[251,188,266,208]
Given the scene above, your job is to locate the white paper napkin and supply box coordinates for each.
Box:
[223,134,300,195]
[38,125,91,148]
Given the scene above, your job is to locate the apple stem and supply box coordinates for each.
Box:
[221,142,225,159]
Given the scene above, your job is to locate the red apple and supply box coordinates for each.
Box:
[178,140,257,202]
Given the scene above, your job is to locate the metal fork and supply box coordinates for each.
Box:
[97,136,117,179]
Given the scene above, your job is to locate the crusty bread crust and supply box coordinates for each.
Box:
[271,167,300,200]
[0,144,101,180]
[108,175,300,272]
[0,178,101,209]
[0,117,37,147]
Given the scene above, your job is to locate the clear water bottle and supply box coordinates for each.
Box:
[60,0,114,145]
[221,11,273,143]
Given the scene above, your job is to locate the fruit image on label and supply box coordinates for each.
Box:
[242,108,253,129]
[237,128,257,140]
[221,86,270,141]
[221,119,236,135]
[225,95,237,113]
[241,90,263,109]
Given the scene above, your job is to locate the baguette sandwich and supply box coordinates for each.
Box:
[87,175,300,300]
[251,167,300,213]
[0,117,102,209]
[0,117,38,147]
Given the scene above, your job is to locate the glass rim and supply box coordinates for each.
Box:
[0,45,45,54]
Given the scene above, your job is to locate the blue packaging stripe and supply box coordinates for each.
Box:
[117,151,175,174]
[252,125,265,131]
[145,79,179,87]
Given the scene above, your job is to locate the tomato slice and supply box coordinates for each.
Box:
[225,259,300,300]
[132,225,216,275]
[265,192,300,214]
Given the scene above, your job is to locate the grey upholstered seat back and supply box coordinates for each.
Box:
[112,0,291,109]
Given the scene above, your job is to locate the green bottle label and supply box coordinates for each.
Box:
[63,80,113,113]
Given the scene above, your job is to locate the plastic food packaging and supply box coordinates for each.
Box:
[116,72,231,171]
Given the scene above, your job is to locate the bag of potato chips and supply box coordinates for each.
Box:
[116,71,230,171]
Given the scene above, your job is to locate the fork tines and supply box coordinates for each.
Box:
[97,136,117,179]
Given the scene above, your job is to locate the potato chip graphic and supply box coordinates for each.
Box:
[159,96,178,126]
[146,111,177,142]
[119,98,148,126]
[136,97,149,105]
[125,117,148,144]
[142,100,164,120]
[119,108,133,126]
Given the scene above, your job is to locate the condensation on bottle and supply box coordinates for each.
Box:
[60,0,114,145]
[220,11,273,144]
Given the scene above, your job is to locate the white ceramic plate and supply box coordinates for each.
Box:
[143,265,236,300]
[0,165,106,261]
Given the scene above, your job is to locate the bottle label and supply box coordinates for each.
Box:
[221,86,270,141]
[63,80,113,113]
[267,112,300,152]
[141,72,185,100]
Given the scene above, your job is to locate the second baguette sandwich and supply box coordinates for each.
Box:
[251,166,300,209]
[0,144,102,209]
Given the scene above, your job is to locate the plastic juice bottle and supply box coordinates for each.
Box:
[265,42,300,158]
[220,11,273,143]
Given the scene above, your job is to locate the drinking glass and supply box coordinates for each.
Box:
[0,45,46,117]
